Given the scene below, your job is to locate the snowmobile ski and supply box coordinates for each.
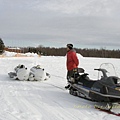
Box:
[95,105,120,116]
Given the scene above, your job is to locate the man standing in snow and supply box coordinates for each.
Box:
[65,44,79,89]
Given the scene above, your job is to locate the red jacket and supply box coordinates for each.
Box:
[66,49,79,71]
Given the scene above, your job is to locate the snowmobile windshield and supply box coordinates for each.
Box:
[98,63,117,80]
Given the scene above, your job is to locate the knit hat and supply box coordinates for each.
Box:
[67,44,73,49]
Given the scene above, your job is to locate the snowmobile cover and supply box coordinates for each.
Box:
[9,64,29,80]
[29,65,47,81]
[8,64,50,81]
[91,77,116,93]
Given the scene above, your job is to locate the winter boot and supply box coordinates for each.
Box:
[65,84,70,89]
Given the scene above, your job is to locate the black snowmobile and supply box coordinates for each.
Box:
[69,63,120,110]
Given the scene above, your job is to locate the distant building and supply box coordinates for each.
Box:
[4,47,21,53]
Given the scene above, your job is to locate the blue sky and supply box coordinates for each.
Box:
[0,0,120,49]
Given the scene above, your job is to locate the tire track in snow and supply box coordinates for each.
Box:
[0,81,43,120]
[23,81,96,120]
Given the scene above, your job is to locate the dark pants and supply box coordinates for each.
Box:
[67,70,74,82]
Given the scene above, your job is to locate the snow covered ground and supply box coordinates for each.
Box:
[0,52,120,120]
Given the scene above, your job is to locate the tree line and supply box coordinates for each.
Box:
[20,46,120,58]
[0,38,120,58]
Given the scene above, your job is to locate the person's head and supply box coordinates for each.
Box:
[67,44,73,51]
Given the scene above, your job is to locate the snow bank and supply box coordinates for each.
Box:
[2,51,16,57]
[77,53,83,59]
[25,52,39,57]
[2,51,83,58]
[2,51,40,57]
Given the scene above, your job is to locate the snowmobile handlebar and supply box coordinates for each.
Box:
[94,68,107,72]
[94,68,108,77]
[94,69,101,71]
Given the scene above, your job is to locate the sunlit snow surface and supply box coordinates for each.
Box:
[0,52,120,120]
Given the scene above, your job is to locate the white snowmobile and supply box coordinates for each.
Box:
[29,65,50,81]
[8,64,50,81]
[8,64,29,81]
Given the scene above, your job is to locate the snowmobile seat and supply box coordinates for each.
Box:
[73,68,85,74]
[71,68,104,88]
[74,73,96,88]
[71,68,86,81]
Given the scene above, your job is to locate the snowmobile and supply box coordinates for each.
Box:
[68,63,120,111]
[8,64,29,81]
[8,64,50,81]
[29,65,50,81]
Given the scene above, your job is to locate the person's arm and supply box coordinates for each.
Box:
[72,52,79,67]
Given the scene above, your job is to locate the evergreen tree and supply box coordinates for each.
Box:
[0,38,5,54]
